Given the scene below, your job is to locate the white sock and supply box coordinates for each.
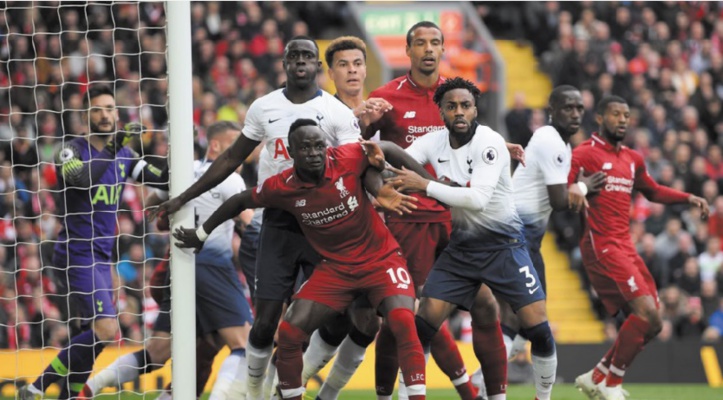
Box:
[210,349,246,400]
[489,394,506,400]
[397,372,408,400]
[301,330,340,386]
[503,333,514,360]
[377,396,392,400]
[532,353,557,400]
[86,352,142,395]
[510,334,528,360]
[246,343,273,400]
[156,390,172,400]
[318,335,367,399]
[263,360,277,399]
[470,368,486,398]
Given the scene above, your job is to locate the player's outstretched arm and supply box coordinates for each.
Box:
[373,140,433,180]
[362,168,418,215]
[151,135,261,220]
[173,190,260,253]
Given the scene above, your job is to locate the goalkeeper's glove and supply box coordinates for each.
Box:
[107,122,143,154]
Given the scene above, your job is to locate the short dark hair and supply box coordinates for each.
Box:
[406,21,444,47]
[207,120,242,141]
[325,36,366,67]
[433,77,481,108]
[84,85,114,109]
[548,85,580,107]
[286,35,319,55]
[596,95,628,115]
[288,118,318,144]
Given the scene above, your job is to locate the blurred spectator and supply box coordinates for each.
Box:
[698,236,723,282]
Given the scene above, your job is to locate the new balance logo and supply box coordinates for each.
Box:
[602,162,613,170]
[403,111,416,119]
[295,199,306,207]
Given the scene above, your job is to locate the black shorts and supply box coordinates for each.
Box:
[254,208,320,302]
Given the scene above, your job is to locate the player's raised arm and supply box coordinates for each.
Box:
[152,133,260,220]
[173,189,261,252]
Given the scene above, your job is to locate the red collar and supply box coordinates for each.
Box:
[405,72,445,93]
[591,133,623,153]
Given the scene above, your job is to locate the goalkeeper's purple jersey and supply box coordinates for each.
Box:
[54,137,136,265]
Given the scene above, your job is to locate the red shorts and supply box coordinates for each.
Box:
[584,250,659,316]
[388,221,451,287]
[294,252,416,313]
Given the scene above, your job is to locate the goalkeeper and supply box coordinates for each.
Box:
[19,85,168,400]
[81,121,255,400]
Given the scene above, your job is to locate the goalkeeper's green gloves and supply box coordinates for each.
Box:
[107,122,143,154]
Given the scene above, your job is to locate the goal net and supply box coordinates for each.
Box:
[0,1,174,396]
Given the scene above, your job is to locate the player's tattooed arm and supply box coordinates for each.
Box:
[173,189,261,253]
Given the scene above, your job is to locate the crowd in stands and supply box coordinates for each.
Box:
[495,1,723,343]
[0,1,347,349]
[1,0,722,349]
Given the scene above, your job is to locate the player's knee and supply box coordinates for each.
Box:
[413,314,438,351]
[471,296,499,324]
[146,337,172,364]
[277,321,309,350]
[248,320,277,349]
[318,313,352,347]
[351,308,381,338]
[644,312,663,337]
[93,318,119,341]
[522,321,555,357]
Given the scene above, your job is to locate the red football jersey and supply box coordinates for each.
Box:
[251,143,401,265]
[569,134,689,261]
[367,73,450,223]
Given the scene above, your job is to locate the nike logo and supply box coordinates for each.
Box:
[269,118,281,124]
[438,158,449,163]
[529,286,540,295]
[541,374,554,380]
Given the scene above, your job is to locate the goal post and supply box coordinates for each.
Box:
[165,1,196,399]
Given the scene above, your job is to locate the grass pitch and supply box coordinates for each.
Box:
[82,383,723,400]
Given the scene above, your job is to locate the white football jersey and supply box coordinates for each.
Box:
[512,125,571,236]
[191,159,245,267]
[243,88,361,186]
[406,124,523,241]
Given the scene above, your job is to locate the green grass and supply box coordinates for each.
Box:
[80,384,723,400]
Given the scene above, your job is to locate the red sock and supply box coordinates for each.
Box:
[387,308,426,400]
[592,342,616,384]
[375,321,399,396]
[431,323,477,400]
[472,320,507,396]
[276,321,309,400]
[606,314,650,387]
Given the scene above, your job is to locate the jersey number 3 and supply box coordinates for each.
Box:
[518,266,537,288]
